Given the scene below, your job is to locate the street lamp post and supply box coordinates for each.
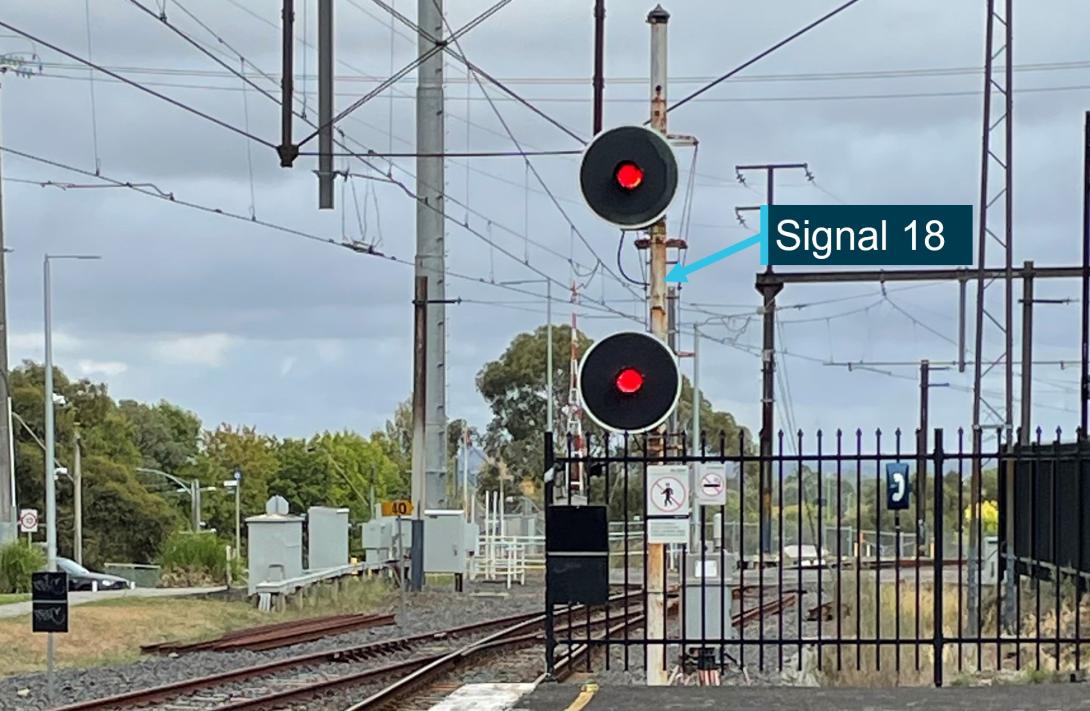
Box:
[42,252,99,691]
[230,469,241,558]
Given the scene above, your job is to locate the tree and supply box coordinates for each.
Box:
[9,362,179,567]
[190,425,279,544]
[271,431,405,522]
[476,324,591,497]
[119,399,201,472]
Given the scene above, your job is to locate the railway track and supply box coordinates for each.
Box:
[141,613,396,655]
[57,591,643,711]
[347,607,646,711]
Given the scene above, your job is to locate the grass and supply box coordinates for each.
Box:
[0,576,393,677]
[815,572,1090,687]
[0,593,28,605]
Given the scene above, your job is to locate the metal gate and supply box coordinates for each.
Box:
[543,427,1090,686]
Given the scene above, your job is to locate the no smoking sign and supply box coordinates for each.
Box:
[694,464,727,506]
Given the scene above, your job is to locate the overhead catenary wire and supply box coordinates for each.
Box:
[425,3,644,303]
[665,0,864,116]
[0,17,275,148]
[368,0,586,145]
[1,146,644,325]
[295,0,513,148]
[126,0,613,282]
[31,55,1090,87]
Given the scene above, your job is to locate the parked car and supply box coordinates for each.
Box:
[55,557,135,591]
[781,544,829,568]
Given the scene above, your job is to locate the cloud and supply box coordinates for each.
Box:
[9,331,83,354]
[279,356,297,377]
[150,333,238,367]
[76,359,127,377]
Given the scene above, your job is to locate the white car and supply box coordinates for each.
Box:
[780,544,829,568]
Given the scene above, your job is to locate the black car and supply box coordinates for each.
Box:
[56,557,135,592]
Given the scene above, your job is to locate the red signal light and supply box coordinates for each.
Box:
[615,367,644,394]
[614,161,644,191]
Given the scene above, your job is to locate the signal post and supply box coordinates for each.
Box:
[571,5,683,686]
[645,4,671,685]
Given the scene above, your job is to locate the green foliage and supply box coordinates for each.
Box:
[475,324,753,503]
[272,432,404,522]
[11,363,180,568]
[119,399,201,472]
[0,541,45,594]
[159,531,237,584]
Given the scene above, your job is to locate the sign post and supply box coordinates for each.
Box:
[31,570,67,704]
[19,508,37,546]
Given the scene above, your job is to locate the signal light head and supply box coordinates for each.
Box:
[579,125,679,230]
[578,331,681,434]
[614,162,644,191]
[614,367,644,394]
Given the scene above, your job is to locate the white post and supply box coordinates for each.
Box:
[42,256,55,703]
[462,430,469,521]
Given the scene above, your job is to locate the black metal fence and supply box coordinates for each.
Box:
[543,426,1090,686]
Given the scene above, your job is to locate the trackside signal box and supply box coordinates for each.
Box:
[545,505,608,605]
[31,571,68,634]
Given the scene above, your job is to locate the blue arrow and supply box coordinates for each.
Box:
[666,205,767,283]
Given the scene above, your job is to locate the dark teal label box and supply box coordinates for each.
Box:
[763,204,973,266]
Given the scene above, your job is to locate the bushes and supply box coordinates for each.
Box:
[0,540,45,594]
[158,531,240,586]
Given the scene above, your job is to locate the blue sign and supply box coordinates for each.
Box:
[666,203,973,283]
[233,469,242,481]
[886,462,911,511]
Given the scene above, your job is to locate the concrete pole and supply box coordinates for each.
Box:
[317,0,334,208]
[416,0,447,510]
[690,326,701,551]
[1006,259,1033,626]
[42,255,56,694]
[546,280,553,437]
[462,429,470,520]
[411,276,428,515]
[234,479,241,559]
[646,4,669,686]
[190,480,200,531]
[43,258,56,573]
[692,326,700,455]
[73,427,81,565]
[918,361,928,554]
[0,82,13,543]
[1019,261,1034,441]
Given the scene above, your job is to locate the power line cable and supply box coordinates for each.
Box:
[296,0,512,148]
[3,146,644,324]
[0,18,275,148]
[120,1,643,321]
[136,2,612,282]
[369,0,586,145]
[429,3,643,302]
[666,0,864,115]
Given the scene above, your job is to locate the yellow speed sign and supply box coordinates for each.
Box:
[380,499,413,516]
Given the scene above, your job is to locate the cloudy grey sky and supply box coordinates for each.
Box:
[0,0,1087,444]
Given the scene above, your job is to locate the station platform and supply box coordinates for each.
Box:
[449,681,1090,711]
